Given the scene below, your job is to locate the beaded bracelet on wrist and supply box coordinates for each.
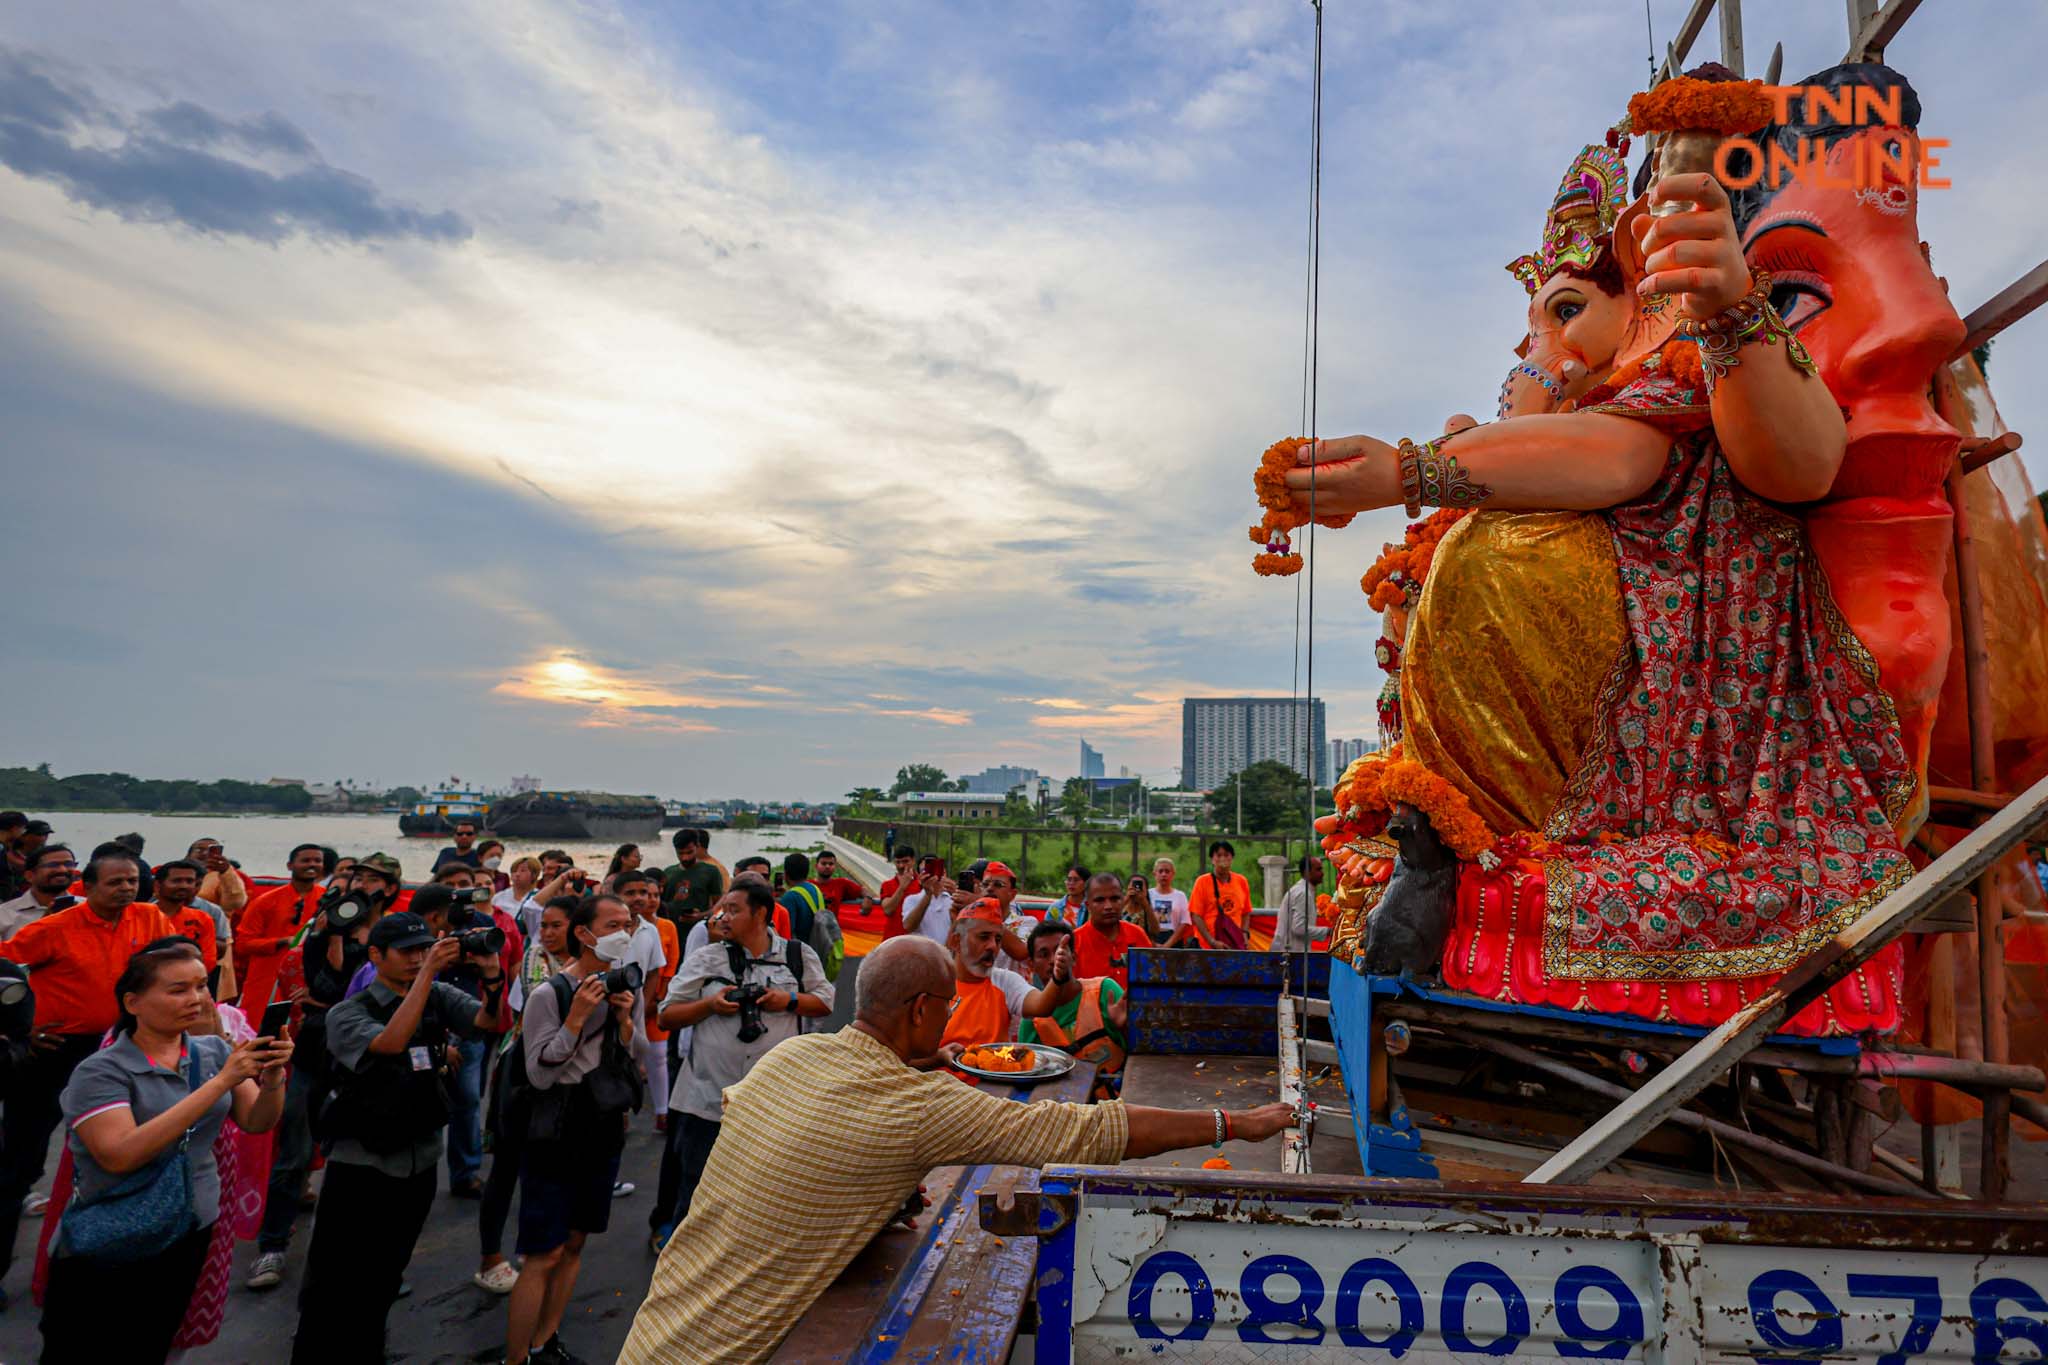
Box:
[1496,360,1564,418]
[1674,270,1817,393]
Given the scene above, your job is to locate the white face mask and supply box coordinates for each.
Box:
[592,929,635,964]
[482,856,502,870]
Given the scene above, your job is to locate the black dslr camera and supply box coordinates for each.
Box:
[447,890,505,956]
[319,881,378,932]
[728,979,770,1044]
[602,961,643,996]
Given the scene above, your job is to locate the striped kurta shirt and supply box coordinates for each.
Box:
[620,1026,1129,1364]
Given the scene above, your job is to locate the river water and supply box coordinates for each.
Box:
[36,811,829,883]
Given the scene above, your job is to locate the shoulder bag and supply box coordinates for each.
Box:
[58,1044,210,1263]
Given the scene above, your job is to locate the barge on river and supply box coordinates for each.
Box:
[485,789,663,843]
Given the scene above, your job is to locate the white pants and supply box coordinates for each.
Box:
[636,1033,668,1120]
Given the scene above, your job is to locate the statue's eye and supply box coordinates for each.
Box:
[1765,274,1833,332]
[1556,301,1584,323]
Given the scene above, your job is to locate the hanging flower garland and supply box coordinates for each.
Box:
[1360,508,1471,609]
[1249,437,1354,576]
[1320,747,1498,867]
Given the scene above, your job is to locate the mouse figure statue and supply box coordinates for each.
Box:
[1361,803,1458,981]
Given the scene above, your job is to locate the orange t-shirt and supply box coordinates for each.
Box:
[159,903,219,972]
[0,901,180,1035]
[1071,919,1152,990]
[237,882,322,1011]
[646,917,681,1042]
[1187,871,1253,940]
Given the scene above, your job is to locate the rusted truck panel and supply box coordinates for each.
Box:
[990,1170,2048,1361]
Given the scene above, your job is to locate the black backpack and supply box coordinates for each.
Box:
[514,972,646,1143]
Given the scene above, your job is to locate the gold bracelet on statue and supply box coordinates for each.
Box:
[1400,434,1493,511]
[1674,270,1818,393]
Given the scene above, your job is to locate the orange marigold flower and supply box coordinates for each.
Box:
[1627,77,1774,136]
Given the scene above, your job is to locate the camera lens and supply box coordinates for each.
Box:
[460,925,505,956]
[603,962,644,994]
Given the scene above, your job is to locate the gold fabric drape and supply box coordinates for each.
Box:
[1399,510,1627,834]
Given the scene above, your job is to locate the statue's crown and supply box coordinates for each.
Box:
[1506,123,1632,295]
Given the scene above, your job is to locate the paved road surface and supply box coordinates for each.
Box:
[0,1117,675,1363]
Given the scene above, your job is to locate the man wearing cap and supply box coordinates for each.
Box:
[978,861,1036,976]
[937,898,1079,1058]
[291,911,510,1363]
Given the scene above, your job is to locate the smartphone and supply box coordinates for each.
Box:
[259,1000,294,1038]
[920,856,946,880]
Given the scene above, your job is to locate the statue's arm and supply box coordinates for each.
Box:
[1708,341,1845,503]
[1284,413,1667,516]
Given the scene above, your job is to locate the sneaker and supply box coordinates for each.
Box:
[473,1261,520,1294]
[247,1251,288,1290]
[532,1336,583,1365]
[611,1180,636,1199]
[23,1193,47,1217]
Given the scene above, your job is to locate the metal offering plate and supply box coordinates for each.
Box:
[953,1043,1077,1085]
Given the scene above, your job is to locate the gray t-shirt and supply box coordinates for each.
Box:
[662,934,832,1122]
[60,1032,235,1228]
[324,978,489,1176]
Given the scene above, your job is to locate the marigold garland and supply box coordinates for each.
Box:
[1627,77,1773,136]
[1249,436,1355,577]
[1360,508,1471,609]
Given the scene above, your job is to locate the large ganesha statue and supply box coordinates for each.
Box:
[1278,64,1971,1038]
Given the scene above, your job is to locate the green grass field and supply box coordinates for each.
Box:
[834,818,1314,899]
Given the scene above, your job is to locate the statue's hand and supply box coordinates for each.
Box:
[1284,436,1402,517]
[1442,413,1480,436]
[1634,174,1752,321]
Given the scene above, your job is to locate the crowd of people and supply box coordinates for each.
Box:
[0,813,1307,1361]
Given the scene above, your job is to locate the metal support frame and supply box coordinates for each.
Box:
[1277,995,1311,1175]
[1528,774,2048,1186]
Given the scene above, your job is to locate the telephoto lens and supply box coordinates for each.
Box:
[602,961,644,995]
[459,924,506,956]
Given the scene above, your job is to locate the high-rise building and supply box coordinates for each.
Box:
[1181,697,1328,790]
[1326,737,1378,781]
[960,765,1043,795]
[1079,739,1105,780]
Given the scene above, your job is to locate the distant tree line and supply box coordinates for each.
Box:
[0,764,410,814]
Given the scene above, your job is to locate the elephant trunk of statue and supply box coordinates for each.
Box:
[1362,801,1459,980]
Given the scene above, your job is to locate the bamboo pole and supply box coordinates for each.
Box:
[1947,462,2011,1200]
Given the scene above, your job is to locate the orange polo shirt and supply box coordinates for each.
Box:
[0,901,180,1035]
[237,881,323,1010]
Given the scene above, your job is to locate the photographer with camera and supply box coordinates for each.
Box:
[291,911,509,1364]
[650,880,832,1248]
[246,852,402,1290]
[498,893,644,1365]
[396,865,520,1198]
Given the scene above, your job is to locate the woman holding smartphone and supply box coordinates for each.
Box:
[43,938,291,1360]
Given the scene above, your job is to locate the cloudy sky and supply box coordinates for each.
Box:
[4,2,2043,801]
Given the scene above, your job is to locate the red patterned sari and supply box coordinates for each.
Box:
[1436,343,1915,1035]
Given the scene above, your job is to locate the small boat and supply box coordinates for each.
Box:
[660,801,688,829]
[487,790,663,842]
[398,788,491,838]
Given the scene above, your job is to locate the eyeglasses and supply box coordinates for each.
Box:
[910,990,959,1016]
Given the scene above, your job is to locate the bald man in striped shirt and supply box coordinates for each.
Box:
[620,935,1292,1363]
